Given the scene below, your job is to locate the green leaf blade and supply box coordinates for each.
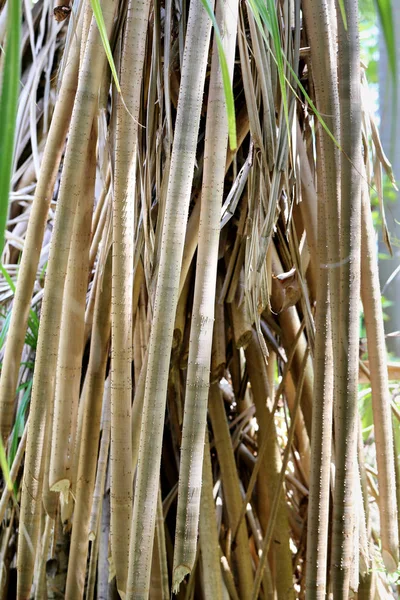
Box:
[0,0,22,253]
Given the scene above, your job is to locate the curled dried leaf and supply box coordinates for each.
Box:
[54,2,71,22]
[270,267,302,313]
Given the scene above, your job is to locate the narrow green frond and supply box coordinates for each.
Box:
[0,438,13,492]
[199,0,237,150]
[248,0,290,147]
[90,0,121,92]
[373,0,397,83]
[0,0,21,253]
[9,380,32,468]
[338,0,348,30]
[0,264,16,294]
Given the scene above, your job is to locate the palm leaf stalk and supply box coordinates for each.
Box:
[110,0,150,591]
[16,3,117,595]
[0,14,82,442]
[0,0,398,597]
[172,0,238,587]
[126,0,215,594]
[360,178,399,570]
[331,2,363,595]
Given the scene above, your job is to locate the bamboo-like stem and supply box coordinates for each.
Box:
[199,435,223,600]
[0,15,81,442]
[245,331,295,599]
[331,2,362,595]
[86,516,101,600]
[360,183,399,570]
[301,0,341,439]
[65,251,112,599]
[155,487,169,599]
[42,398,58,520]
[35,514,53,599]
[16,5,117,596]
[131,349,148,475]
[305,162,334,599]
[127,0,214,593]
[49,122,96,496]
[172,0,238,587]
[89,374,112,541]
[208,383,254,599]
[110,0,150,592]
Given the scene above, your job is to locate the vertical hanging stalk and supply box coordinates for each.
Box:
[89,374,111,541]
[126,0,214,595]
[0,16,81,442]
[360,183,399,570]
[34,514,53,600]
[331,2,362,596]
[65,249,112,599]
[199,435,223,600]
[208,383,254,599]
[245,331,295,599]
[49,122,97,497]
[157,487,170,599]
[305,160,334,599]
[172,0,238,588]
[16,4,117,597]
[110,0,150,593]
[301,0,340,406]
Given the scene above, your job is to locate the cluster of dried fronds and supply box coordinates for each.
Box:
[0,0,399,598]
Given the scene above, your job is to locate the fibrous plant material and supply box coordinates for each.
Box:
[110,0,150,591]
[360,180,399,570]
[331,2,362,595]
[127,0,215,594]
[305,151,334,600]
[0,15,81,442]
[172,0,238,587]
[16,2,117,595]
[0,0,398,597]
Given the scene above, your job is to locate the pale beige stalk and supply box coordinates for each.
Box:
[301,0,341,378]
[126,0,214,594]
[49,123,96,497]
[0,15,81,442]
[172,0,238,586]
[110,0,150,592]
[332,3,362,595]
[199,435,223,600]
[17,4,117,596]
[65,250,112,599]
[306,160,334,600]
[360,183,399,570]
[153,488,169,599]
[35,514,53,600]
[89,375,111,541]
